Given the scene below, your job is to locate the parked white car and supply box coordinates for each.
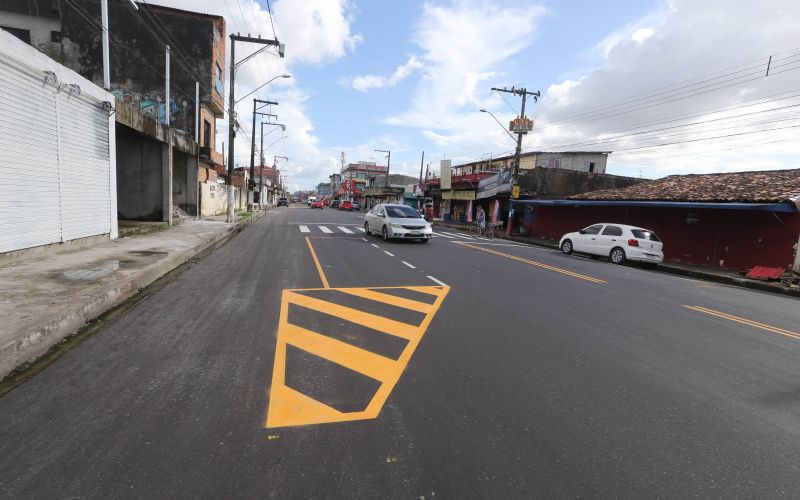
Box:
[364,203,433,242]
[559,223,664,264]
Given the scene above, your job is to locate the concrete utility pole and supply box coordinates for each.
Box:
[490,86,540,235]
[249,99,278,207]
[164,46,170,126]
[375,149,391,187]
[226,34,284,223]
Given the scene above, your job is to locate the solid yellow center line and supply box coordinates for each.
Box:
[459,242,606,283]
[305,236,330,289]
[684,305,800,341]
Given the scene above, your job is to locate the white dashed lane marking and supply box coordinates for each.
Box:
[401,261,416,269]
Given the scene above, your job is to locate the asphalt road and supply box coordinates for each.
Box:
[2,206,800,498]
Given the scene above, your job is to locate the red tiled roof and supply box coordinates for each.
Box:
[571,169,800,203]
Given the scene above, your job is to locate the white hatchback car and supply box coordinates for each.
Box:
[364,203,433,242]
[559,223,664,265]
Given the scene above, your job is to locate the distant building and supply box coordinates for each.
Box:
[452,151,610,176]
[317,182,332,197]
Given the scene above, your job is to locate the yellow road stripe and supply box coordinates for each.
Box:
[305,236,330,289]
[684,305,800,341]
[287,291,421,340]
[284,323,400,382]
[338,288,434,313]
[459,242,606,283]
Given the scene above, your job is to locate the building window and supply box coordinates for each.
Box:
[214,62,224,97]
[203,119,211,147]
[1,26,31,44]
[589,162,595,172]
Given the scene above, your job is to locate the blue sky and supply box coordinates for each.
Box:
[164,0,800,190]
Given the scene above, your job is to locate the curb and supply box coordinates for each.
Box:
[435,222,800,299]
[1,213,262,382]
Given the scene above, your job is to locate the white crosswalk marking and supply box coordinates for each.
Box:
[319,226,333,233]
[299,225,310,233]
[356,227,366,232]
[337,226,354,234]
[435,232,455,239]
[443,231,473,240]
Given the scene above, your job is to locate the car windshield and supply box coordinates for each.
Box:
[385,206,422,218]
[631,229,661,241]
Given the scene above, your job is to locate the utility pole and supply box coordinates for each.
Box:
[418,151,425,209]
[490,86,539,235]
[226,33,284,223]
[249,98,278,208]
[375,149,391,187]
[164,46,170,126]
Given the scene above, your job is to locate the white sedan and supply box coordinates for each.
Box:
[559,223,664,264]
[364,203,433,242]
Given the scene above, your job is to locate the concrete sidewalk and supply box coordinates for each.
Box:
[0,213,262,380]
[433,220,800,298]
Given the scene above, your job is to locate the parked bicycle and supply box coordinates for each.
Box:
[469,222,495,239]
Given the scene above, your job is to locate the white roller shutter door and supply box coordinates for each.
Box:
[0,49,112,252]
[0,53,62,252]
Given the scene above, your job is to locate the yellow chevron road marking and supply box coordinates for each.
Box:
[266,285,450,428]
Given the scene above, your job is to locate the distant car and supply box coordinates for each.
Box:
[310,200,324,209]
[277,197,289,207]
[322,199,331,206]
[330,199,341,209]
[339,201,354,211]
[559,223,663,265]
[364,203,432,243]
[352,201,361,211]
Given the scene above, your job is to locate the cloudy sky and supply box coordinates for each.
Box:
[154,0,800,191]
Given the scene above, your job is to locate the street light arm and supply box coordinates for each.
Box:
[235,74,290,104]
[479,109,517,143]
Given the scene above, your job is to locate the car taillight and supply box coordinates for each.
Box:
[627,239,639,247]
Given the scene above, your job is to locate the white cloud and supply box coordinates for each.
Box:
[525,0,800,176]
[349,56,424,92]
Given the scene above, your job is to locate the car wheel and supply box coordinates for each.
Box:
[364,221,371,235]
[560,239,573,254]
[610,247,626,264]
[382,226,389,241]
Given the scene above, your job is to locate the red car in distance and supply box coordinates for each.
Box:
[310,200,324,209]
[339,200,354,211]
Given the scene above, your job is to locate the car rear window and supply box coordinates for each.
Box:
[631,229,661,241]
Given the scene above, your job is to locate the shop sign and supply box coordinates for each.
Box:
[477,168,513,199]
[441,190,476,200]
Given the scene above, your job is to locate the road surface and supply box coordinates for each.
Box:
[2,206,800,498]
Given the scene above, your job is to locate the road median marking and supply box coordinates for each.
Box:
[305,236,330,289]
[266,285,450,428]
[683,305,800,341]
[458,242,606,283]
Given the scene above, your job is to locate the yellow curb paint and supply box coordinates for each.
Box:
[459,242,606,283]
[265,285,450,428]
[683,305,800,341]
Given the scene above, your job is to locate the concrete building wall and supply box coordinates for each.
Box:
[116,129,164,220]
[0,10,61,61]
[200,182,227,216]
[531,153,607,173]
[519,167,643,199]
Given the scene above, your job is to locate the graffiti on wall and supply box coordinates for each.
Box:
[111,88,194,135]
